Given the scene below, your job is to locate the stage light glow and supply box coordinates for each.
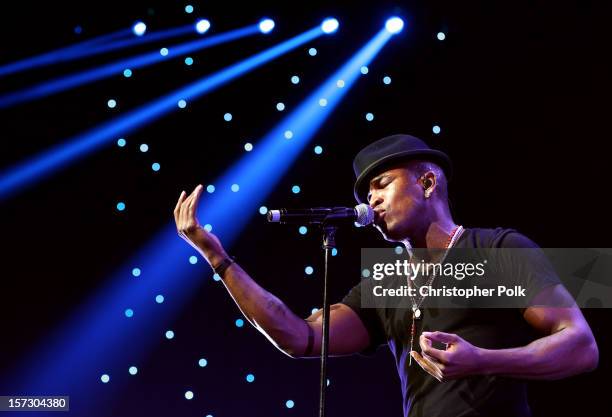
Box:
[362,268,371,278]
[224,112,233,121]
[308,47,317,56]
[360,65,369,74]
[198,358,208,367]
[204,224,213,232]
[165,330,175,339]
[206,185,215,193]
[318,98,327,106]
[160,47,169,56]
[117,138,126,147]
[336,79,345,88]
[299,226,308,235]
[246,374,255,382]
[244,143,253,151]
[437,31,446,41]
[231,184,240,192]
[259,18,275,34]
[235,319,244,327]
[185,5,194,14]
[286,400,295,409]
[259,206,268,214]
[123,69,132,77]
[284,130,293,139]
[276,102,285,111]
[213,273,221,281]
[133,22,147,36]
[100,374,110,383]
[385,17,404,34]
[311,308,318,314]
[314,145,323,154]
[155,294,165,303]
[107,99,116,108]
[132,268,141,277]
[128,366,138,375]
[291,75,300,84]
[152,163,161,171]
[292,185,301,194]
[139,144,149,152]
[116,202,126,211]
[305,266,314,275]
[177,99,187,108]
[432,125,441,134]
[184,56,193,65]
[124,309,134,318]
[195,19,210,34]
[395,246,404,254]
[185,391,194,400]
[331,248,338,256]
[321,18,339,34]
[383,76,391,84]
[366,112,374,121]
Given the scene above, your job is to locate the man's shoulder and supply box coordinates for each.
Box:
[462,226,540,249]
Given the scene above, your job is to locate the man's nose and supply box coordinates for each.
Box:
[369,193,383,209]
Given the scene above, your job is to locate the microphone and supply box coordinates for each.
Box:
[267,204,374,226]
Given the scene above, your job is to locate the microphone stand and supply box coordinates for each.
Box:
[318,220,338,417]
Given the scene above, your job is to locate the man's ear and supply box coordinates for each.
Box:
[421,171,436,191]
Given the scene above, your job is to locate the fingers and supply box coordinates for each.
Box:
[189,184,204,217]
[420,334,448,364]
[411,351,443,382]
[423,331,459,345]
[174,191,187,226]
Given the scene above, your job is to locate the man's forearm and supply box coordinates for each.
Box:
[479,327,598,379]
[219,262,308,357]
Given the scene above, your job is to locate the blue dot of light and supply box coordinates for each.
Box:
[224,113,232,121]
[206,184,215,193]
[166,330,175,339]
[185,4,194,13]
[259,206,268,215]
[395,246,404,255]
[156,294,165,303]
[132,268,141,277]
[437,31,446,41]
[116,202,126,211]
[117,138,126,147]
[139,144,149,152]
[244,142,253,151]
[366,113,374,121]
[129,366,138,375]
[185,391,194,400]
[362,268,371,278]
[204,224,212,232]
[276,102,285,111]
[189,256,198,265]
[160,47,169,56]
[100,374,110,383]
[298,226,307,235]
[308,47,317,56]
[198,358,208,367]
[383,76,392,84]
[178,99,187,108]
[123,69,132,78]
[213,273,221,281]
[107,99,117,108]
[235,318,244,327]
[292,185,301,194]
[360,65,369,74]
[336,79,345,88]
[314,145,323,154]
[291,75,300,84]
[152,163,161,171]
[184,56,194,65]
[125,308,134,318]
[318,98,327,107]
[331,248,338,256]
[74,26,82,34]
[311,307,318,314]
[284,130,293,139]
[432,125,441,134]
[305,266,314,275]
[246,373,255,383]
[286,400,295,409]
[231,184,239,192]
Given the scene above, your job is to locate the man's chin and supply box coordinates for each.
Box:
[375,224,402,242]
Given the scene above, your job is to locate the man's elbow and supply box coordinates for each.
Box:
[581,337,599,373]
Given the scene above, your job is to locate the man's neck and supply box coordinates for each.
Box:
[403,217,458,249]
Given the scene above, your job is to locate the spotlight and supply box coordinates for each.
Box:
[259,18,275,34]
[195,19,210,34]
[385,17,404,34]
[321,18,339,34]
[133,21,147,36]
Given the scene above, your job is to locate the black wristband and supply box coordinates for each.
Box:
[213,257,235,278]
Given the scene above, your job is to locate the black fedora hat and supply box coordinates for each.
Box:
[353,134,452,203]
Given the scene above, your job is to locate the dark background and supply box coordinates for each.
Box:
[0,1,610,416]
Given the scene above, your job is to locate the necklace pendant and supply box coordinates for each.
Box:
[413,307,421,319]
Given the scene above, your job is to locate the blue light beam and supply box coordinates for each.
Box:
[0,25,324,201]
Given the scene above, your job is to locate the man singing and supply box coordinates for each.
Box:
[174,134,598,417]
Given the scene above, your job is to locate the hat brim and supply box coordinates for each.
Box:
[353,149,452,204]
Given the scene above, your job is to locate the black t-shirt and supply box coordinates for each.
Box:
[341,227,561,417]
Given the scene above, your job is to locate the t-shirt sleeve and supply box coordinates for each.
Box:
[499,231,562,307]
[340,280,387,355]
